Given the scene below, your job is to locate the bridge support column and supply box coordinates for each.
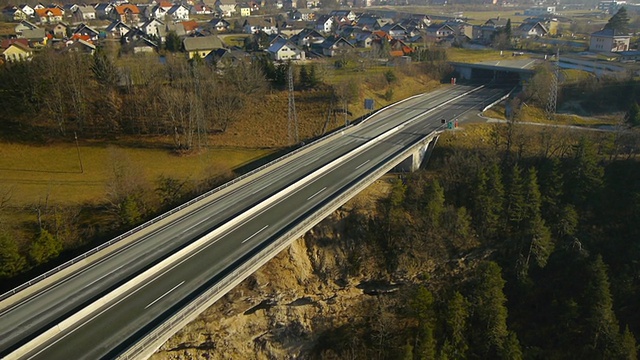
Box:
[394,134,440,173]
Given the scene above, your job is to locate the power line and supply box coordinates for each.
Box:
[546,49,559,120]
[287,64,299,145]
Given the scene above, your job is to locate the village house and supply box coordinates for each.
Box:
[17,4,35,17]
[75,5,96,21]
[315,15,334,33]
[14,20,39,35]
[94,3,113,19]
[321,36,354,57]
[73,23,100,40]
[208,18,230,32]
[112,4,141,25]
[167,4,190,21]
[141,18,165,40]
[105,20,132,38]
[237,3,251,17]
[215,0,237,17]
[589,28,631,52]
[267,38,304,61]
[2,7,29,21]
[63,39,96,55]
[514,22,548,39]
[242,18,278,35]
[183,35,225,59]
[35,7,63,24]
[329,10,356,22]
[290,28,325,47]
[53,22,69,37]
[1,42,33,62]
[425,23,456,41]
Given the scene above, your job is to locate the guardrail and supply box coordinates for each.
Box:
[118,129,444,360]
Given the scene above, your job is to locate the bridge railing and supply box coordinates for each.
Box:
[118,130,444,360]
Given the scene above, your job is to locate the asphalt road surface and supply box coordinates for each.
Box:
[1,83,509,359]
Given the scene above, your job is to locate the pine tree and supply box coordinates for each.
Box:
[91,46,119,89]
[604,7,630,34]
[472,262,510,357]
[412,286,437,360]
[522,167,554,273]
[621,325,638,360]
[538,158,564,228]
[0,232,26,278]
[568,138,604,207]
[164,31,182,53]
[505,164,526,235]
[500,331,523,360]
[584,255,622,357]
[443,291,469,359]
[423,180,445,230]
[308,64,320,87]
[299,64,309,88]
[472,165,504,240]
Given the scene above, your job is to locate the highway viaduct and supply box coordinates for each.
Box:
[0,83,511,360]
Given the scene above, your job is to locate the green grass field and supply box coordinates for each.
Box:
[0,141,271,206]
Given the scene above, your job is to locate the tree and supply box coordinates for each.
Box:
[411,286,437,360]
[472,165,504,240]
[299,64,309,88]
[29,229,62,265]
[621,325,638,360]
[423,180,445,230]
[604,7,630,34]
[92,46,119,89]
[505,164,526,234]
[626,101,640,127]
[164,31,182,52]
[584,255,623,357]
[522,167,553,269]
[0,232,26,278]
[442,291,469,360]
[471,262,510,357]
[567,137,604,207]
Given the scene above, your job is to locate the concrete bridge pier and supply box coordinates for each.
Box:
[393,133,440,173]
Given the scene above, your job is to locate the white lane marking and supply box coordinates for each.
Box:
[82,265,124,290]
[144,281,185,310]
[251,183,271,195]
[242,225,269,244]
[355,160,370,170]
[307,187,327,201]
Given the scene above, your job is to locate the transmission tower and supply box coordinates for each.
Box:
[545,49,559,120]
[287,64,299,145]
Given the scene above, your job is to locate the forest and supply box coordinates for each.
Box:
[309,124,639,359]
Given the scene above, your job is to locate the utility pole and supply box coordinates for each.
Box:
[287,64,299,145]
[74,132,83,173]
[545,48,559,120]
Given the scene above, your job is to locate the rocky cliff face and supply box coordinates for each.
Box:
[150,181,392,360]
